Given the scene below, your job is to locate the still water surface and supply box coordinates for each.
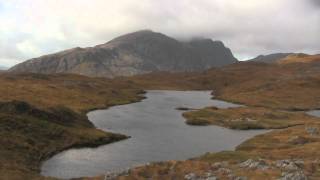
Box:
[41,90,268,179]
[307,110,320,118]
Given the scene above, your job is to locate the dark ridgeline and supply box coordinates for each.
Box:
[9,30,238,77]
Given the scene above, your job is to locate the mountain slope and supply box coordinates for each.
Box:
[9,30,237,77]
[249,53,320,65]
[129,54,320,110]
[0,66,7,73]
[249,53,293,63]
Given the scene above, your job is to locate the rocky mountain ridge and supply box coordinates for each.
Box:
[9,30,238,77]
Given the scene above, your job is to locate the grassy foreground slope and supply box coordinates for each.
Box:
[0,73,144,180]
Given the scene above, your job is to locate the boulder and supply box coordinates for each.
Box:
[279,171,307,180]
[288,136,309,145]
[275,160,304,171]
[239,159,269,170]
[305,127,319,136]
[184,173,197,180]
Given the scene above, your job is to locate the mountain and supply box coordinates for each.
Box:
[249,53,293,63]
[249,53,320,65]
[0,66,6,73]
[9,30,237,77]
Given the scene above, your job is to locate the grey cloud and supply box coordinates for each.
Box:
[309,0,320,8]
[0,0,319,67]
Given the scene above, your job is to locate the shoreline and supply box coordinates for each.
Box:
[83,93,320,179]
[38,91,147,178]
[44,90,271,179]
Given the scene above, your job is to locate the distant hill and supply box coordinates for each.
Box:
[0,67,6,73]
[249,53,293,63]
[130,54,320,109]
[9,30,238,77]
[277,53,320,64]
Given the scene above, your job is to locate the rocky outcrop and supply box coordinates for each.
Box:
[305,127,319,136]
[9,30,238,77]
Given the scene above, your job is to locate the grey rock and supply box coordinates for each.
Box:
[104,173,118,180]
[103,168,131,179]
[305,127,319,136]
[275,160,304,171]
[239,159,269,170]
[212,162,223,169]
[288,136,309,145]
[205,176,218,180]
[234,177,248,180]
[212,161,229,169]
[185,173,197,180]
[216,168,232,175]
[204,172,213,177]
[279,171,307,180]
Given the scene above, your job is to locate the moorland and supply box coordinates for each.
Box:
[1,54,320,180]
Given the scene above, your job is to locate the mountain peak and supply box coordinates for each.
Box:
[10,30,237,77]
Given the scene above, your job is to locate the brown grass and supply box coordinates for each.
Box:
[0,73,144,113]
[278,54,320,64]
[130,55,320,110]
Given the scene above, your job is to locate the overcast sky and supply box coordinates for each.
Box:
[0,0,319,68]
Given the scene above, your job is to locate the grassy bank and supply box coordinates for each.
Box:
[0,73,144,180]
[130,55,320,110]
